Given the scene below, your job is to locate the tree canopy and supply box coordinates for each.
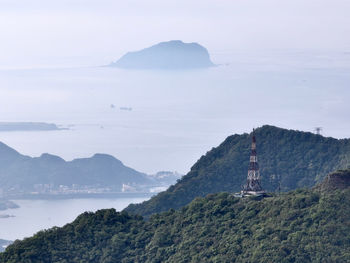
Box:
[125,125,350,218]
[2,170,350,263]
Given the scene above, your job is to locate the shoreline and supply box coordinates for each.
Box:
[6,192,155,200]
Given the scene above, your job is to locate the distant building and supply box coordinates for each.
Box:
[122,184,137,193]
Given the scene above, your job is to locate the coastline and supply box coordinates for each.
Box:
[6,192,155,200]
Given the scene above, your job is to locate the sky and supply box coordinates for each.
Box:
[0,0,349,69]
[0,0,349,174]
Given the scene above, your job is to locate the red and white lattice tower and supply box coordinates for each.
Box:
[242,130,265,195]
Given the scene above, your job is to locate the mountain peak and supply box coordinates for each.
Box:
[91,153,122,164]
[125,125,350,218]
[39,153,65,163]
[110,40,214,69]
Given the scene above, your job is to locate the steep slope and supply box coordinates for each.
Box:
[0,143,150,196]
[125,125,350,217]
[315,169,350,191]
[110,40,214,69]
[0,142,28,168]
[2,171,349,263]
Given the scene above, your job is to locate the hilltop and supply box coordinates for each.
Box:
[110,40,214,69]
[0,200,19,211]
[0,142,151,197]
[125,125,350,218]
[1,171,349,262]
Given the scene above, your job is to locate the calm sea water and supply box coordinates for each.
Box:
[0,51,349,175]
[0,197,149,241]
[0,50,349,242]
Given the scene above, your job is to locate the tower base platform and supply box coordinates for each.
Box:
[234,190,266,198]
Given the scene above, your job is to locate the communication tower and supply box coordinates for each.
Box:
[314,127,323,135]
[241,130,265,196]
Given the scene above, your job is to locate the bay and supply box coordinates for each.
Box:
[0,197,149,241]
[0,51,349,175]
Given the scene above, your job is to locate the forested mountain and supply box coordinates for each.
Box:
[0,142,150,196]
[125,125,350,217]
[2,170,349,263]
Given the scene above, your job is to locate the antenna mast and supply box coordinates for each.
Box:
[314,127,323,135]
[241,129,265,196]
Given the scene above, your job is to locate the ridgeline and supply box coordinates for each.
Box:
[110,40,214,69]
[125,125,350,218]
[0,143,150,197]
[1,170,350,262]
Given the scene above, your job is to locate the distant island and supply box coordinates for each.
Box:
[0,122,64,132]
[0,200,19,211]
[0,199,18,220]
[109,40,215,69]
[0,214,15,218]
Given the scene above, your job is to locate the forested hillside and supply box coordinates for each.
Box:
[125,125,350,217]
[2,170,350,263]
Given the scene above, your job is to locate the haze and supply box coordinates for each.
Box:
[0,0,349,68]
[0,0,349,174]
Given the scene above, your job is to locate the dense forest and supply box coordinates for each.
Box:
[1,169,349,262]
[125,125,350,217]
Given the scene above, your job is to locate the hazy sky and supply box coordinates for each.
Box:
[0,0,349,173]
[0,0,349,68]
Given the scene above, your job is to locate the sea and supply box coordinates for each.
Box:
[0,197,150,241]
[0,50,349,242]
[0,50,350,174]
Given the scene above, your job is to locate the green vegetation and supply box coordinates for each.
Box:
[125,125,350,217]
[2,126,350,262]
[2,171,350,262]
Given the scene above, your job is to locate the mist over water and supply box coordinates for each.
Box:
[0,51,349,174]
